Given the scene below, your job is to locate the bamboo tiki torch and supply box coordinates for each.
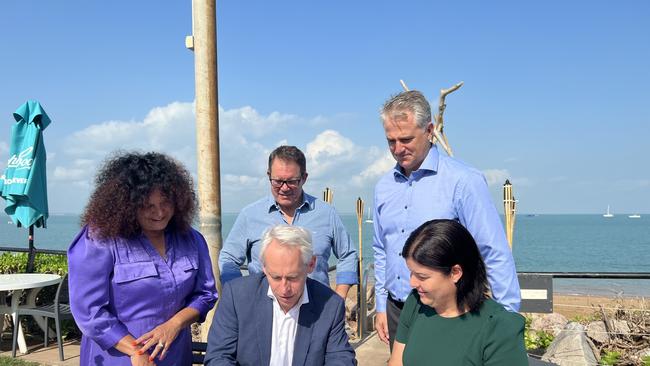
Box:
[355,197,364,338]
[510,194,517,248]
[323,187,333,204]
[503,180,513,248]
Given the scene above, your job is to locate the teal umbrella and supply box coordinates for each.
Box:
[0,100,51,272]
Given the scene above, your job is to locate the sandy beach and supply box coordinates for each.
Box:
[342,282,649,320]
[551,293,648,319]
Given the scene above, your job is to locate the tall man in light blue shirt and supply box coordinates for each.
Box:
[219,145,358,299]
[373,91,521,347]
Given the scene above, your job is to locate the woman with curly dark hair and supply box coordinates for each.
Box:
[388,219,527,366]
[67,151,218,366]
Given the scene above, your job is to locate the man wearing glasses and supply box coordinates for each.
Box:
[219,145,358,299]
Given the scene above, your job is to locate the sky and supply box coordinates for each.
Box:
[1,0,649,215]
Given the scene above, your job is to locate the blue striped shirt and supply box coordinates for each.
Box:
[373,146,521,312]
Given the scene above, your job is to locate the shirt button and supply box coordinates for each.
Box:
[404,205,408,209]
[397,276,400,280]
[401,229,404,233]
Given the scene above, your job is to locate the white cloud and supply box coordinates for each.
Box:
[308,115,330,126]
[351,150,394,187]
[46,102,389,213]
[482,169,510,187]
[617,179,650,188]
[64,101,195,160]
[301,131,392,207]
[53,166,88,181]
[548,176,568,183]
[219,106,298,139]
[306,130,359,179]
[7,103,549,215]
[222,174,267,194]
[56,101,196,187]
[511,177,533,187]
[482,168,533,189]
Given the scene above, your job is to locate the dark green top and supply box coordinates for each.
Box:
[396,292,528,366]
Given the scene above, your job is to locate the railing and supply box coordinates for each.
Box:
[0,246,66,256]
[3,246,648,331]
[355,269,650,341]
[518,271,650,279]
[516,271,650,313]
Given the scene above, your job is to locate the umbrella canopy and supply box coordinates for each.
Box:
[0,100,51,228]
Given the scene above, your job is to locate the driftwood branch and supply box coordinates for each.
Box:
[433,81,464,157]
[400,79,410,92]
[398,80,463,157]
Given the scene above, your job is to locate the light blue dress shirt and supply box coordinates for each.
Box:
[373,146,521,313]
[219,193,358,286]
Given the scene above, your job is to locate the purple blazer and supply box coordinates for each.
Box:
[68,226,218,366]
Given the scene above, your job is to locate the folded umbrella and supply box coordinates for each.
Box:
[1,100,51,272]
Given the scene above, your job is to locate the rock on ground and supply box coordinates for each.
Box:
[542,322,598,366]
[586,321,609,344]
[530,313,569,337]
[609,319,631,337]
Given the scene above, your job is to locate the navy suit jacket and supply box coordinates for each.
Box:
[204,274,356,366]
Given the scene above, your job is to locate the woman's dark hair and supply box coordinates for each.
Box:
[402,219,489,312]
[81,151,197,239]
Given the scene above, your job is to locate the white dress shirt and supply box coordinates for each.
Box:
[267,284,310,366]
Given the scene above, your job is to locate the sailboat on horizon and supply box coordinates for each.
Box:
[364,208,373,223]
[603,205,614,218]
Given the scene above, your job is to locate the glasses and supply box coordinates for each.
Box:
[269,177,302,188]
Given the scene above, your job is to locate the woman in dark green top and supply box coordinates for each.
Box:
[388,219,528,366]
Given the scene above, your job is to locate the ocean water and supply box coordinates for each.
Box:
[1,213,649,296]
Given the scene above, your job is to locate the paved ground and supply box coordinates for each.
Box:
[0,334,80,366]
[352,331,390,365]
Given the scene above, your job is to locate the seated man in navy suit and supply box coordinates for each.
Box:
[204,224,356,366]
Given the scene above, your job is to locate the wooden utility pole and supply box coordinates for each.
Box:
[188,0,222,341]
[355,197,364,338]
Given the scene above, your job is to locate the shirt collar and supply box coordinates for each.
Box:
[392,144,439,179]
[266,281,310,309]
[266,192,314,213]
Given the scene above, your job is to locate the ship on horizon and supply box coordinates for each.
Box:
[603,205,614,218]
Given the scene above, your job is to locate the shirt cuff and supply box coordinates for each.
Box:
[375,293,388,313]
[187,296,218,323]
[335,271,358,285]
[219,263,243,284]
[502,298,521,313]
[95,322,130,351]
